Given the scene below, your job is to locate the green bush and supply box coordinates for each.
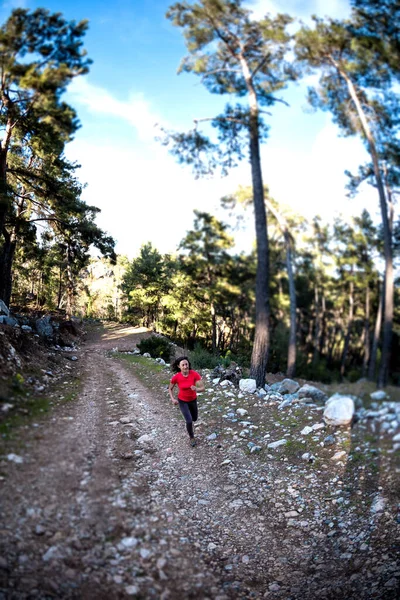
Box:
[190,344,220,370]
[137,335,173,361]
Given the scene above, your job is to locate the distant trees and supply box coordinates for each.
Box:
[121,243,174,327]
[294,13,399,386]
[0,8,114,312]
[118,201,395,383]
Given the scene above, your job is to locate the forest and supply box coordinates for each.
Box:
[1,0,399,388]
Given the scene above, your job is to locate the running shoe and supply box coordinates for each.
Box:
[190,438,197,447]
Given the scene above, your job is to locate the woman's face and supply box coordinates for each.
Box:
[179,359,189,374]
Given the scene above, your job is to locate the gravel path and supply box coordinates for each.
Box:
[0,326,399,599]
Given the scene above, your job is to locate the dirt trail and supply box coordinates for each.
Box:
[0,325,398,600]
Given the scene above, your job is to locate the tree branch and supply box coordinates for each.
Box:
[194,116,245,126]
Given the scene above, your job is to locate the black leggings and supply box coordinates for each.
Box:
[178,399,198,438]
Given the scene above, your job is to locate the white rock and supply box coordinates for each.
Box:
[312,423,325,431]
[125,585,139,595]
[370,390,387,401]
[324,394,355,426]
[120,417,132,424]
[142,352,151,358]
[267,439,287,449]
[239,378,257,393]
[371,495,386,513]
[220,379,233,387]
[229,499,244,509]
[137,434,153,444]
[118,537,138,549]
[278,397,293,410]
[7,453,23,463]
[250,445,262,453]
[300,426,313,435]
[212,378,220,384]
[393,432,400,442]
[236,408,248,417]
[155,357,166,365]
[331,451,347,461]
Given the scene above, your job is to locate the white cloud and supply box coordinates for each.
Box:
[246,0,351,20]
[65,137,240,258]
[260,120,378,223]
[67,77,162,142]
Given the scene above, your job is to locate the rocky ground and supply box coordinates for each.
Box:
[0,322,399,600]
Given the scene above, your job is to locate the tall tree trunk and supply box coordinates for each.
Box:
[285,236,296,378]
[241,67,269,387]
[318,295,326,355]
[0,118,14,269]
[265,200,297,378]
[248,119,270,386]
[362,285,370,378]
[368,281,383,382]
[340,279,354,378]
[211,302,217,354]
[0,229,16,307]
[335,64,393,387]
[57,267,63,309]
[65,246,74,318]
[312,286,320,366]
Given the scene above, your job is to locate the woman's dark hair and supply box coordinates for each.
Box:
[172,356,192,373]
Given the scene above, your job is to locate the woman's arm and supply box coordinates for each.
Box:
[196,379,205,392]
[190,378,205,392]
[169,382,179,405]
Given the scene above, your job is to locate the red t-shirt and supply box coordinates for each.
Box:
[170,370,201,402]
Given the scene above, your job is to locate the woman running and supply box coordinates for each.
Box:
[169,356,204,447]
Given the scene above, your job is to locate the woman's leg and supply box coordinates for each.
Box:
[188,400,198,424]
[178,400,195,438]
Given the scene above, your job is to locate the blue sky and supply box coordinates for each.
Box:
[1,0,377,257]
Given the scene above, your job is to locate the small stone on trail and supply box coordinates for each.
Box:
[125,585,139,595]
[7,453,24,463]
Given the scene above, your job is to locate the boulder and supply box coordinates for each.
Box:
[0,300,9,316]
[239,378,257,394]
[298,384,327,403]
[279,378,300,394]
[35,315,54,338]
[370,390,387,401]
[323,394,355,426]
[0,316,18,326]
[212,362,243,386]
